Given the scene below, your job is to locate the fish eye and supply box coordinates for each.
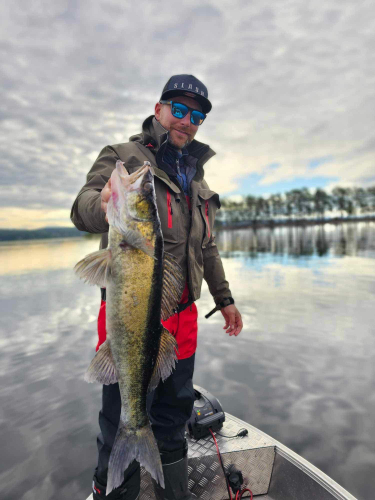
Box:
[143,182,153,192]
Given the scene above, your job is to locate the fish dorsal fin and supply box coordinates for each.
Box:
[84,340,118,384]
[148,328,178,392]
[161,252,185,321]
[74,248,112,287]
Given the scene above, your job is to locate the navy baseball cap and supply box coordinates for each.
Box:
[160,74,212,114]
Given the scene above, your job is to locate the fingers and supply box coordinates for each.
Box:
[101,198,109,219]
[101,179,112,219]
[224,312,243,337]
[224,311,235,335]
[223,315,229,330]
[220,305,243,337]
[101,180,112,203]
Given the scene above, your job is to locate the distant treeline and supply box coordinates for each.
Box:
[0,227,86,242]
[219,186,375,223]
[2,186,375,242]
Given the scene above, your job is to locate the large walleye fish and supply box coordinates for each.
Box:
[74,160,184,495]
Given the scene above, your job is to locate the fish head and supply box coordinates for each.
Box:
[107,161,159,257]
[125,166,157,222]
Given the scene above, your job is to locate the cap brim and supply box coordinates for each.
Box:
[160,89,212,114]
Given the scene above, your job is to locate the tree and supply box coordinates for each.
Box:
[332,187,349,216]
[313,188,332,217]
[244,195,257,220]
[269,193,283,218]
[367,187,375,213]
[219,184,375,223]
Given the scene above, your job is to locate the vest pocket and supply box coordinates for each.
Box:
[197,189,220,248]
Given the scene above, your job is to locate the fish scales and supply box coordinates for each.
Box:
[107,226,160,428]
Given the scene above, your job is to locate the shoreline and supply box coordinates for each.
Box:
[0,217,374,242]
[216,216,375,230]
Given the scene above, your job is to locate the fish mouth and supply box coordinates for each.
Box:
[130,162,151,185]
[133,166,155,200]
[116,161,153,192]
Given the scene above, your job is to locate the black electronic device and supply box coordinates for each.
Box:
[186,385,225,440]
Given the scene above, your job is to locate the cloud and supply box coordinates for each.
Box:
[0,207,72,229]
[1,0,374,227]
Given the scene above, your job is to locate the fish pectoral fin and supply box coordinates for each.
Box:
[84,340,118,384]
[122,228,155,259]
[161,252,185,321]
[148,328,178,392]
[74,248,112,287]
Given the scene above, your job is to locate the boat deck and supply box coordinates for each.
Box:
[86,414,357,500]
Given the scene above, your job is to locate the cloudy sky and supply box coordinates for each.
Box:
[1,0,374,229]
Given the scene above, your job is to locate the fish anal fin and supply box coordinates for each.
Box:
[148,328,178,392]
[84,340,118,384]
[161,252,185,321]
[74,248,112,287]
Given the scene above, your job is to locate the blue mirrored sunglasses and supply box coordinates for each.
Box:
[159,100,206,126]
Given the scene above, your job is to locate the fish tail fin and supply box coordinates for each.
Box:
[106,419,164,495]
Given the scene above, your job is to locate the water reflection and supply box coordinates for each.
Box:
[0,226,374,499]
[0,236,100,275]
[196,254,375,500]
[215,221,375,258]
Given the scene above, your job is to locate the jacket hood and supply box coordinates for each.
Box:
[129,115,216,181]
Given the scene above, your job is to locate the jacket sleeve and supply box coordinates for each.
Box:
[70,146,119,233]
[203,236,233,305]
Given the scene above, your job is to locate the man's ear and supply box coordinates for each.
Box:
[155,102,162,120]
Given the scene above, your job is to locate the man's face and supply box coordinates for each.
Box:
[154,95,202,150]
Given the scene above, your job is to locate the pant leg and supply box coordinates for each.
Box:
[148,355,196,500]
[147,354,195,453]
[93,383,140,500]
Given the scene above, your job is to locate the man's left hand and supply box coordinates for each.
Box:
[221,305,243,336]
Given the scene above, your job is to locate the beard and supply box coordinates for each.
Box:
[168,133,191,150]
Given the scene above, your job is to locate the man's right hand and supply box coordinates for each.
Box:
[101,178,112,222]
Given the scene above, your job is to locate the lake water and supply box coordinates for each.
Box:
[0,222,374,500]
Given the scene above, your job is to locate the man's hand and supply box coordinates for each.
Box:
[101,178,112,222]
[221,304,243,336]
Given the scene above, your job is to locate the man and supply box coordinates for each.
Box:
[71,74,243,500]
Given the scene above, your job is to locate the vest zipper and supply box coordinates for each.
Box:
[176,158,181,177]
